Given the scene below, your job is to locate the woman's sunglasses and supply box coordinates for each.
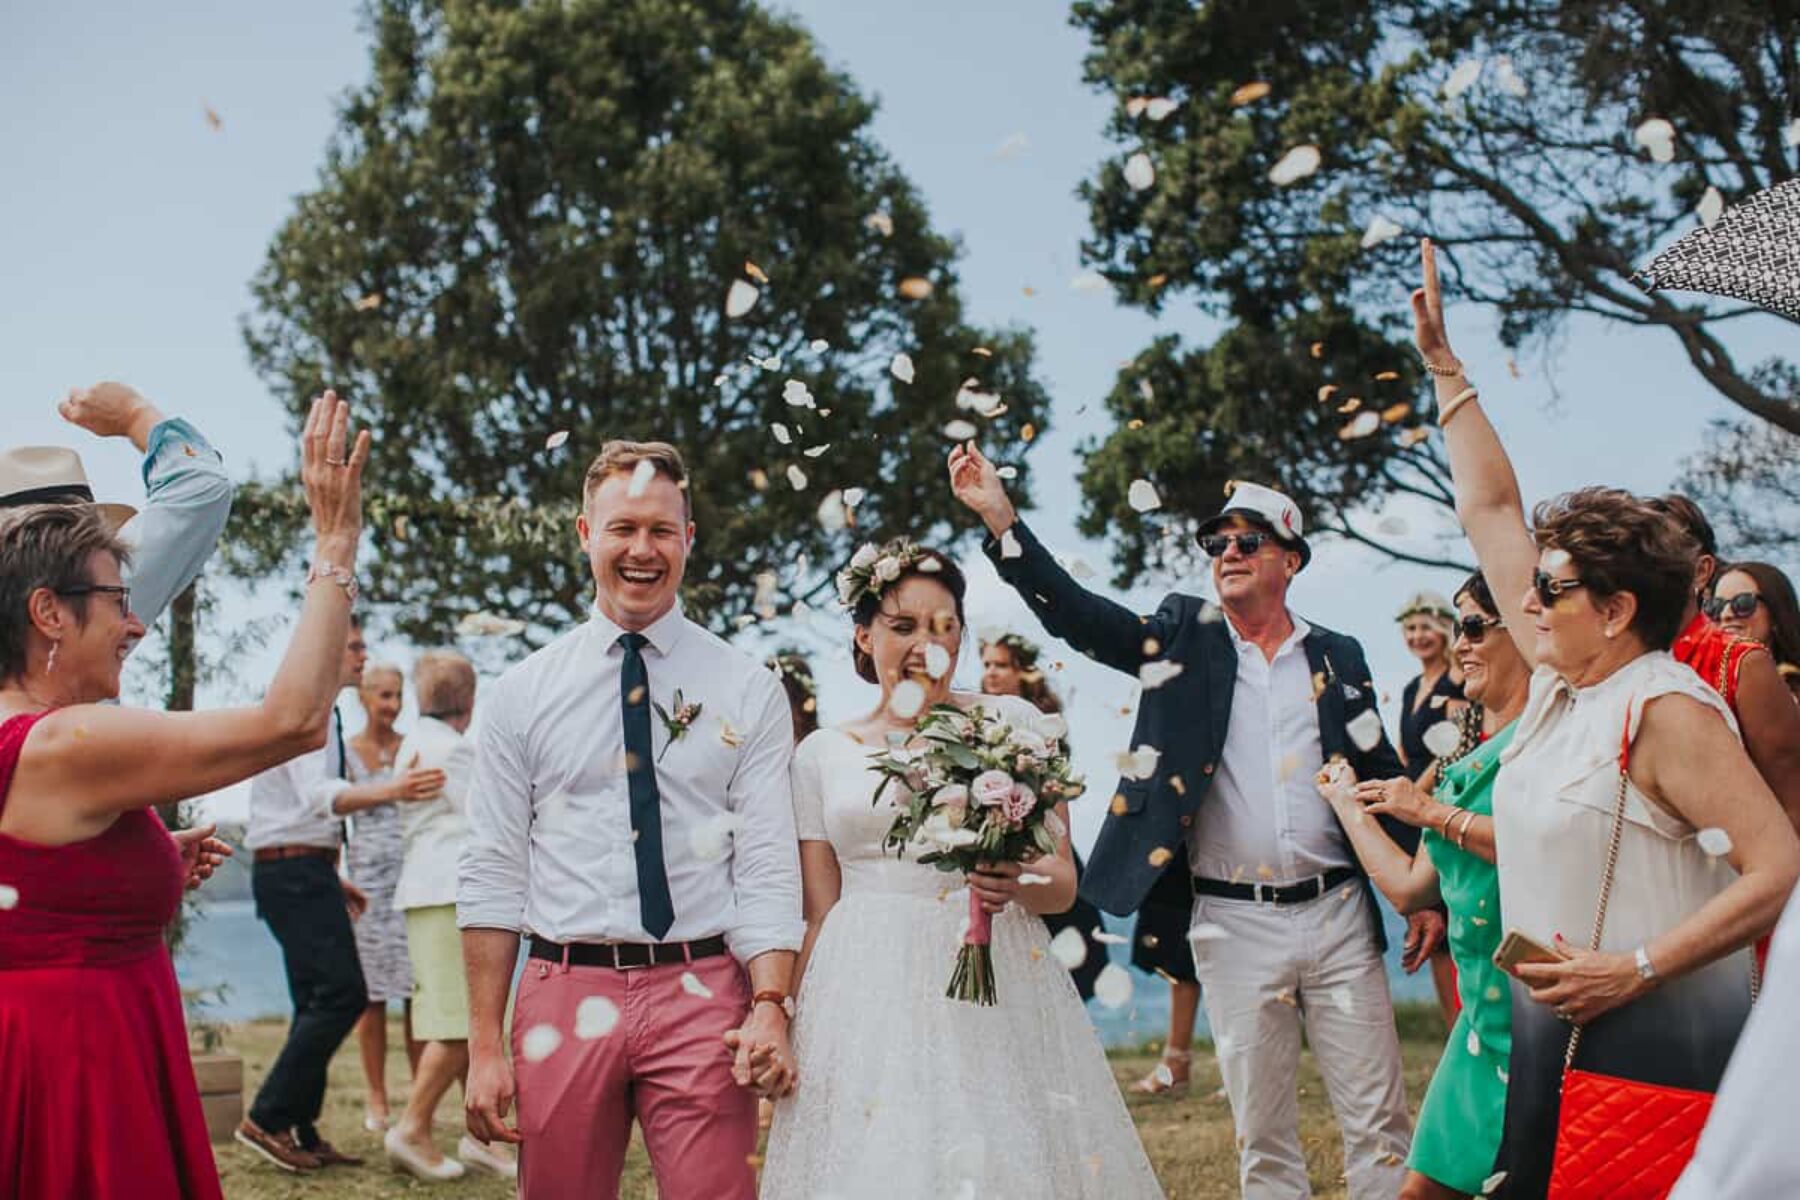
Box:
[1199,532,1269,558]
[1532,570,1586,607]
[1703,592,1764,621]
[56,584,132,619]
[1454,614,1504,644]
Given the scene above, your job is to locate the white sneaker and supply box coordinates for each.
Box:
[458,1134,520,1179]
[383,1128,466,1182]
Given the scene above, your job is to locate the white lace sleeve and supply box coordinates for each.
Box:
[792,731,830,841]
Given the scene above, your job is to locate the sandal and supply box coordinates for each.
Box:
[1129,1049,1192,1097]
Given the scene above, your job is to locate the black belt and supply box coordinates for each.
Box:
[1192,866,1361,905]
[527,934,729,970]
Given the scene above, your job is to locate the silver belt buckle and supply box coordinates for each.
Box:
[1252,882,1271,903]
[610,942,648,970]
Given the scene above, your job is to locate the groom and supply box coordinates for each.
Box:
[459,440,804,1200]
[951,446,1434,1200]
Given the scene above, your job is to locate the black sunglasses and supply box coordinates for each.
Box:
[1703,592,1764,621]
[1199,532,1270,558]
[1532,570,1586,607]
[57,584,132,618]
[1454,614,1504,644]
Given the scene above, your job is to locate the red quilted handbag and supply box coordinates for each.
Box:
[1545,720,1749,1199]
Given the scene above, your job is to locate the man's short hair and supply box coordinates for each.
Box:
[413,650,476,718]
[581,441,690,518]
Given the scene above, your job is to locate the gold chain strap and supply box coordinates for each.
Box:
[1562,738,1632,1071]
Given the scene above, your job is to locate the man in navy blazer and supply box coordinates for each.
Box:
[950,445,1439,1200]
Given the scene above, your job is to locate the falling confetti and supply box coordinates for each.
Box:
[1147,847,1174,867]
[1494,56,1528,97]
[1697,186,1724,227]
[545,430,569,451]
[1144,96,1177,121]
[890,352,915,383]
[1443,58,1483,99]
[1230,81,1271,106]
[771,423,792,446]
[1634,117,1676,163]
[1127,479,1161,513]
[1360,214,1404,249]
[725,279,760,319]
[1380,402,1411,424]
[744,260,770,285]
[1093,963,1134,1010]
[1481,1171,1510,1195]
[1114,745,1161,780]
[202,103,224,131]
[782,379,815,408]
[1268,145,1322,186]
[993,131,1030,159]
[1123,152,1156,192]
[1339,411,1382,440]
[996,465,1018,481]
[1139,660,1184,689]
[803,444,830,459]
[680,971,714,999]
[627,458,657,498]
[785,465,808,491]
[1019,872,1053,886]
[924,643,952,679]
[1050,925,1089,969]
[898,276,934,300]
[1421,721,1461,759]
[521,1024,563,1063]
[690,812,742,862]
[1466,1028,1482,1057]
[0,884,16,910]
[353,292,382,312]
[889,679,927,720]
[942,419,979,441]
[1696,827,1733,857]
[866,210,895,237]
[718,718,744,748]
[1189,923,1228,942]
[575,996,621,1040]
[999,530,1023,560]
[1347,709,1384,752]
[1070,271,1109,294]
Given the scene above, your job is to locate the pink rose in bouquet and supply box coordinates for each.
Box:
[1002,783,1036,825]
[970,770,1016,808]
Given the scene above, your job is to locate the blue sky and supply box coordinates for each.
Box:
[2,2,1786,837]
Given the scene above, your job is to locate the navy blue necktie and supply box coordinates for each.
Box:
[619,633,675,939]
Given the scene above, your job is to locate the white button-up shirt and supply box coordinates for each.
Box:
[1186,613,1354,884]
[393,715,473,912]
[244,705,352,851]
[458,603,804,965]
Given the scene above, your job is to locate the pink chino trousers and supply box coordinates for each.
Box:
[512,951,756,1200]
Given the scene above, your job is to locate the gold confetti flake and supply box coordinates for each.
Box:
[1147,272,1169,289]
[1169,775,1185,795]
[202,103,224,131]
[1336,397,1362,413]
[1255,864,1275,880]
[1020,423,1036,442]
[1380,402,1411,423]
[354,293,382,312]
[1127,418,1145,429]
[897,276,934,300]
[1373,370,1401,382]
[1317,384,1338,404]
[1230,81,1272,106]
[1111,793,1129,816]
[1147,847,1174,867]
[1309,341,1325,359]
[971,345,993,358]
[1398,427,1431,447]
[744,260,770,285]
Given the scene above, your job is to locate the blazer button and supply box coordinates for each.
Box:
[1178,814,1193,828]
[1203,763,1216,775]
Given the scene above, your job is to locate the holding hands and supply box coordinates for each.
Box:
[723,1011,798,1100]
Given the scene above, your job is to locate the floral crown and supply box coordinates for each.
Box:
[766,650,818,697]
[985,631,1041,667]
[835,538,936,609]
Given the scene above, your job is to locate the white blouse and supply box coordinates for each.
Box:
[1494,651,1746,960]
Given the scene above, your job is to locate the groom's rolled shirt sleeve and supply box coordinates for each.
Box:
[723,671,806,964]
[459,675,533,932]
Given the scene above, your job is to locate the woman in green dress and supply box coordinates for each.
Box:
[1315,572,1530,1199]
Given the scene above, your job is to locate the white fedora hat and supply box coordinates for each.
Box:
[1196,481,1311,569]
[0,446,136,531]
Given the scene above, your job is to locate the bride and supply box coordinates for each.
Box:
[758,539,1163,1199]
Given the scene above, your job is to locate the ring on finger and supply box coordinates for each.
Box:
[325,456,347,466]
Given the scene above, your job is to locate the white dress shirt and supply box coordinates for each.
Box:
[458,603,805,965]
[393,715,473,912]
[244,705,353,851]
[1186,613,1354,884]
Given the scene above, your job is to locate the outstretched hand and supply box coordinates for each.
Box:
[1410,238,1457,369]
[59,382,164,450]
[946,441,1017,538]
[300,390,371,545]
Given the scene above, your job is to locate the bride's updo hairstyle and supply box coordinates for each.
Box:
[836,538,968,684]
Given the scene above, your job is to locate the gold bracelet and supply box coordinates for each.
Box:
[1454,808,1477,849]
[1438,387,1479,427]
[1423,357,1465,377]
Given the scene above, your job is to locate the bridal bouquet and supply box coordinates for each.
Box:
[869,702,1086,1005]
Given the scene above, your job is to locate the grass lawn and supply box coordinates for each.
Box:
[215,1005,1447,1199]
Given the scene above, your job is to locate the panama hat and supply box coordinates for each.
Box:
[1196,481,1311,569]
[0,446,136,531]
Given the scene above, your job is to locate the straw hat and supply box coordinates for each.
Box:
[0,446,136,530]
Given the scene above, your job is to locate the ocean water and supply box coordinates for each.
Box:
[176,897,1436,1049]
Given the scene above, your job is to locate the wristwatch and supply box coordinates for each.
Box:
[1633,945,1659,984]
[752,990,796,1020]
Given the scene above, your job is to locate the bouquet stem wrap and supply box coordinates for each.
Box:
[947,889,996,1005]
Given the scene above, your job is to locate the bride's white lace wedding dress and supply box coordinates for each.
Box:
[759,694,1164,1200]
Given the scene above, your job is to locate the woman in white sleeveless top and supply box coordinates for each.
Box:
[1414,237,1799,1196]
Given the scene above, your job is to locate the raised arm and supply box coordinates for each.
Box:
[947,441,1175,674]
[61,383,235,633]
[14,395,368,830]
[1412,240,1540,666]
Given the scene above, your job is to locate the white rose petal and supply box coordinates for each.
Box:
[1139,660,1184,689]
[1340,411,1382,439]
[574,996,621,1040]
[996,465,1018,481]
[688,812,742,862]
[1069,270,1109,294]
[889,679,927,720]
[1019,872,1053,886]
[816,490,847,533]
[520,1024,563,1063]
[924,643,953,680]
[545,430,570,450]
[1421,721,1462,759]
[782,379,815,408]
[865,210,895,237]
[955,379,1003,415]
[680,971,714,999]
[1127,479,1161,513]
[1114,744,1161,780]
[1443,57,1483,99]
[0,884,16,910]
[804,444,830,458]
[1268,144,1322,186]
[1494,56,1528,98]
[724,279,759,319]
[1188,922,1229,943]
[942,419,980,441]
[1329,986,1356,1015]
[999,530,1023,560]
[626,458,657,499]
[1093,963,1134,1010]
[851,543,879,570]
[771,422,792,445]
[809,338,829,353]
[890,352,916,383]
[1144,96,1177,121]
[1360,214,1404,249]
[1091,928,1129,945]
[1347,709,1385,752]
[1697,186,1724,227]
[1696,827,1733,857]
[1049,925,1089,970]
[1466,1028,1482,1057]
[1481,1171,1510,1195]
[842,487,866,507]
[1123,151,1156,192]
[786,465,808,491]
[1634,117,1676,163]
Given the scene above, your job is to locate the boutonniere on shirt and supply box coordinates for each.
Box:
[652,690,703,762]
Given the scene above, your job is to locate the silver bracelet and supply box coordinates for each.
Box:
[307,560,360,603]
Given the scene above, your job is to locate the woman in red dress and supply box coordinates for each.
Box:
[0,395,368,1199]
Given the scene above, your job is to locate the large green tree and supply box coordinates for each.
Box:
[1071,0,1797,574]
[236,0,1048,640]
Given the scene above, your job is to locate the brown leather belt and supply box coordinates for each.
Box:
[528,934,730,970]
[252,845,339,864]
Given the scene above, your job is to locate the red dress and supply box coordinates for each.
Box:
[1673,611,1763,711]
[0,712,223,1199]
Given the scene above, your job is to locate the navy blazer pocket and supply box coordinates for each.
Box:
[1116,779,1151,814]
